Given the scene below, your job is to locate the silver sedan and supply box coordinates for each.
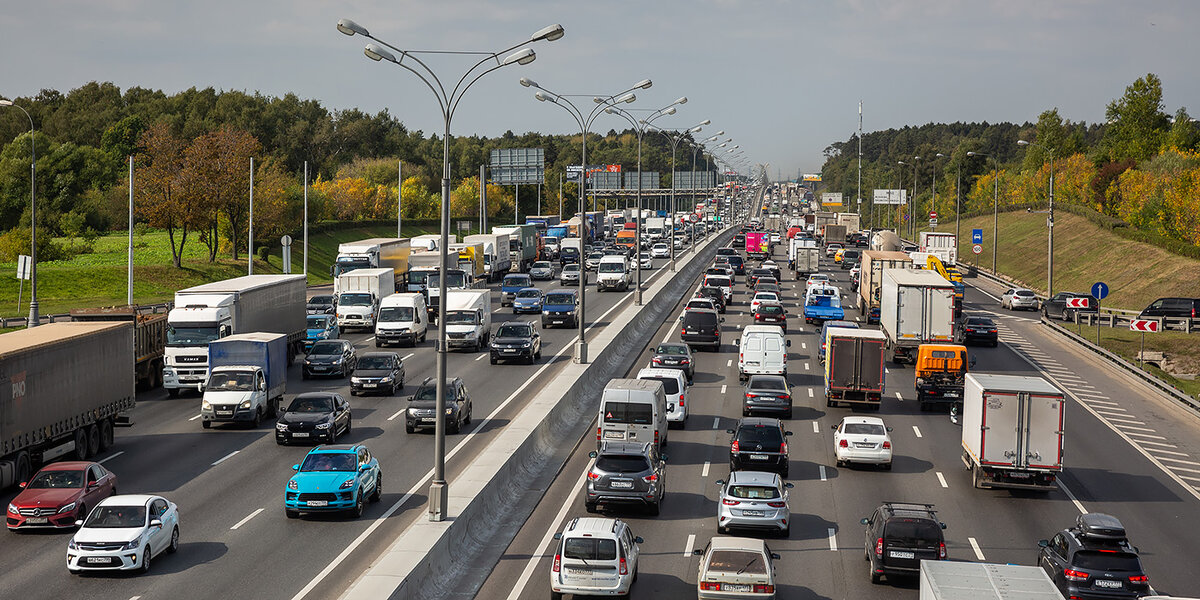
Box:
[715,471,792,536]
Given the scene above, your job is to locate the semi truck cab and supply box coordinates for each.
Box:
[163,300,233,396]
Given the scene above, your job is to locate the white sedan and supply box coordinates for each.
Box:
[832,416,893,469]
[750,291,780,313]
[805,273,831,293]
[651,243,670,258]
[67,494,180,573]
[637,253,655,269]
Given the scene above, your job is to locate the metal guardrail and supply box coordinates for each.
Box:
[1,302,172,329]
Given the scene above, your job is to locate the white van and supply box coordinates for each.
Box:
[443,289,492,352]
[637,368,688,429]
[596,255,631,291]
[737,324,790,382]
[375,293,428,347]
[597,379,669,450]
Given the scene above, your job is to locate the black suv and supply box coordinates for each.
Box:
[727,417,792,477]
[1037,513,1150,599]
[861,502,947,584]
[1139,297,1200,320]
[490,321,542,365]
[680,309,722,351]
[584,441,667,515]
[405,377,472,434]
[1041,292,1099,321]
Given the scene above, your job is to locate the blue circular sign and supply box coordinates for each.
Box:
[1091,281,1109,300]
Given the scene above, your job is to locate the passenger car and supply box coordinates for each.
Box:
[680,309,722,351]
[305,314,340,351]
[638,367,688,428]
[284,444,380,519]
[958,316,999,346]
[825,242,844,257]
[585,252,605,271]
[66,494,179,573]
[405,377,472,434]
[637,252,654,269]
[727,418,792,477]
[750,291,780,313]
[650,342,695,382]
[303,339,357,379]
[833,416,893,469]
[1041,292,1099,321]
[694,536,780,599]
[696,286,727,313]
[1138,297,1200,320]
[530,261,555,280]
[687,297,718,312]
[805,273,831,293]
[560,263,582,285]
[276,393,352,444]
[743,375,793,419]
[542,289,579,328]
[1001,288,1040,310]
[651,242,670,258]
[306,294,336,315]
[501,273,533,306]
[490,321,542,364]
[1037,513,1150,600]
[753,302,787,329]
[585,441,666,514]
[841,249,860,268]
[550,517,642,599]
[715,471,793,536]
[7,462,117,530]
[861,502,947,583]
[512,287,544,314]
[350,352,405,396]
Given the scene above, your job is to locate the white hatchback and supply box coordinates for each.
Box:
[638,367,688,427]
[833,416,893,469]
[67,494,180,574]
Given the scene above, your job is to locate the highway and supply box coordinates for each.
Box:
[476,224,1200,599]
[0,235,724,600]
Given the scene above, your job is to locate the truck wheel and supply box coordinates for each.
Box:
[98,419,114,451]
[167,388,179,398]
[73,429,90,460]
[14,452,30,486]
[374,339,381,348]
[252,408,262,429]
[202,420,211,429]
[86,425,101,458]
[971,467,985,489]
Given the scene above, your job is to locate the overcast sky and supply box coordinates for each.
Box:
[2,1,1197,178]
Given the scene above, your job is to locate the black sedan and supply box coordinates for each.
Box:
[276,393,351,445]
[650,342,695,382]
[350,352,405,396]
[306,294,336,315]
[958,316,998,347]
[303,339,357,378]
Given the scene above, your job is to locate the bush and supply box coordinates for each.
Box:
[0,227,69,262]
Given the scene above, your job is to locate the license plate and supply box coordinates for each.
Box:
[724,584,751,593]
[1008,472,1032,479]
[567,567,590,576]
[945,392,959,397]
[503,349,517,353]
[216,411,233,416]
[313,367,327,372]
[24,517,48,524]
[292,432,310,438]
[305,500,328,507]
[664,360,679,365]
[889,550,915,559]
[422,418,436,422]
[604,431,624,439]
[85,557,110,564]
[1095,580,1123,589]
[855,443,875,448]
[750,454,769,460]
[741,510,764,517]
[611,480,633,489]
[363,383,376,388]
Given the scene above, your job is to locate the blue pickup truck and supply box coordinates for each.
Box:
[804,286,845,325]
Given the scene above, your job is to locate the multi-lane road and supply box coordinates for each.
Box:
[477,229,1200,599]
[0,235,724,600]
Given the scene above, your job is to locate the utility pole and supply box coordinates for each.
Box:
[857,100,863,221]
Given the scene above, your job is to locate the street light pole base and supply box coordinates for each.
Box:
[428,480,447,522]
[574,341,588,364]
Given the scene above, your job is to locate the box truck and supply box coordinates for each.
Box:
[525,215,561,234]
[331,237,410,293]
[493,224,539,272]
[199,332,288,428]
[412,234,453,251]
[961,373,1065,491]
[789,238,819,277]
[836,212,861,234]
[824,327,886,409]
[858,251,914,324]
[448,242,487,282]
[919,231,958,264]
[465,232,512,282]
[745,232,769,259]
[0,322,135,489]
[71,305,167,390]
[163,275,306,396]
[822,224,847,245]
[919,561,1064,600]
[443,289,492,352]
[879,269,956,363]
[336,268,395,330]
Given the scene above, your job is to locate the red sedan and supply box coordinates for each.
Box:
[6,461,117,530]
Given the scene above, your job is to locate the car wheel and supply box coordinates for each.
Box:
[647,501,660,516]
[351,493,365,519]
[464,407,472,425]
[285,508,299,519]
[449,417,461,435]
[405,423,415,434]
[374,339,380,348]
[201,420,211,429]
[780,466,789,478]
[490,355,497,365]
[718,525,728,535]
[1063,309,1073,322]
[781,525,790,538]
[141,548,152,573]
[349,390,357,396]
[302,371,310,380]
[167,526,179,554]
[328,427,337,444]
[370,474,382,503]
[883,461,893,471]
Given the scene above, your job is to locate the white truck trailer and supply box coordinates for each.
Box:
[331,238,410,293]
[878,268,955,363]
[920,561,1065,600]
[919,231,958,264]
[961,373,1065,491]
[464,232,512,282]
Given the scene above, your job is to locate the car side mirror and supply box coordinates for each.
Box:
[692,549,704,556]
[886,427,893,432]
[786,340,792,347]
[74,520,84,527]
[830,424,838,430]
[292,464,300,471]
[588,451,598,459]
[88,481,100,489]
[784,482,794,489]
[720,317,725,323]
[784,431,793,436]
[1037,539,1050,548]
[634,536,644,544]
[661,453,669,462]
[770,553,781,560]
[553,533,562,540]
[940,522,947,529]
[725,428,735,434]
[860,518,871,525]
[17,481,26,489]
[969,357,977,369]
[197,382,206,393]
[150,519,163,529]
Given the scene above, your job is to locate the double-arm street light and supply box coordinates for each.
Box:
[649,121,710,271]
[603,98,687,305]
[1017,139,1057,296]
[896,161,908,231]
[520,77,653,361]
[966,151,999,272]
[0,100,39,327]
[337,17,563,522]
[929,153,946,232]
[688,132,722,252]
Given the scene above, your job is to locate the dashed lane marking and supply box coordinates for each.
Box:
[936,472,948,488]
[474,354,485,361]
[812,421,820,433]
[189,414,202,421]
[402,353,415,360]
[212,451,239,466]
[702,461,710,477]
[827,528,838,551]
[819,465,827,481]
[712,417,720,430]
[683,534,697,557]
[894,392,903,402]
[726,360,732,367]
[912,425,923,438]
[968,537,986,561]
[1157,457,1200,467]
[387,409,404,421]
[98,452,124,464]
[721,385,727,394]
[230,508,264,530]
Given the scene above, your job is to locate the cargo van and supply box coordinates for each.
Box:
[636,368,688,429]
[737,324,790,382]
[597,378,669,450]
[374,293,428,347]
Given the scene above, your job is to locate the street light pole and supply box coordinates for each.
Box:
[649,121,709,271]
[1018,140,1057,296]
[338,18,563,523]
[896,161,907,233]
[931,153,945,232]
[966,151,999,271]
[0,100,39,327]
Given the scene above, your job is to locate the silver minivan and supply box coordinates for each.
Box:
[597,378,669,450]
[550,517,642,599]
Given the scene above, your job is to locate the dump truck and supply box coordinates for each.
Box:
[163,275,306,396]
[0,322,135,489]
[200,332,288,428]
[493,224,539,272]
[824,327,886,409]
[71,305,167,390]
[858,251,914,324]
[331,238,409,294]
[961,373,1065,491]
[914,343,970,412]
[879,269,956,363]
[465,232,512,282]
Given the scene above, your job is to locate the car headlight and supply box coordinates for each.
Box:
[379,376,392,383]
[339,479,356,490]
[407,408,418,415]
[276,422,288,431]
[445,408,454,415]
[201,401,211,411]
[57,502,76,514]
[351,377,363,384]
[288,479,298,490]
[122,537,141,550]
[316,422,332,429]
[240,400,252,409]
[7,503,16,514]
[332,356,344,364]
[521,342,531,348]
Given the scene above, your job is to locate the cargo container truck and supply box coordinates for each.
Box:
[493,224,539,272]
[336,268,395,330]
[0,322,135,489]
[448,242,486,282]
[919,231,957,265]
[858,251,914,324]
[824,326,886,410]
[464,232,512,282]
[745,232,769,259]
[822,224,847,245]
[330,238,410,293]
[878,269,955,363]
[411,234,452,251]
[71,305,167,390]
[524,215,561,234]
[789,238,819,277]
[199,332,288,428]
[835,212,860,234]
[163,275,305,397]
[961,373,1065,491]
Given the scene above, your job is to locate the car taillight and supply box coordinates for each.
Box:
[596,427,601,441]
[681,328,686,336]
[875,538,884,557]
[731,440,740,452]
[780,441,787,454]
[654,430,659,446]
[964,327,974,333]
[680,359,689,365]
[767,501,786,508]
[1063,568,1088,582]
[588,471,600,481]
[699,582,718,591]
[746,393,758,399]
[722,498,740,506]
[553,553,561,572]
[1128,575,1148,583]
[938,541,946,559]
[652,357,662,364]
[619,556,628,575]
[882,441,891,449]
[780,394,790,401]
[643,473,658,483]
[839,439,849,447]
[754,585,775,594]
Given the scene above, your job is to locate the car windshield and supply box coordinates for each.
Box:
[844,423,886,435]
[533,262,551,269]
[563,264,579,273]
[598,262,625,273]
[309,341,343,355]
[287,396,333,413]
[707,277,731,287]
[755,293,779,302]
[884,519,943,545]
[736,425,783,445]
[730,485,780,500]
[603,401,653,425]
[208,372,255,391]
[340,293,372,307]
[596,455,651,473]
[84,505,148,528]
[643,376,680,395]
[308,295,333,306]
[1072,551,1143,572]
[656,344,688,356]
[299,453,356,472]
[308,316,332,329]
[1015,290,1036,297]
[357,356,393,370]
[166,325,220,346]
[563,537,617,561]
[966,318,995,327]
[412,384,457,403]
[505,276,532,288]
[516,289,541,299]
[545,293,575,305]
[27,470,85,489]
[497,325,532,338]
[707,550,766,575]
[379,306,414,322]
[445,311,478,325]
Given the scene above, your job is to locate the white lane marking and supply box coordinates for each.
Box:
[189,414,202,421]
[474,354,485,361]
[702,461,710,477]
[894,392,903,402]
[1123,431,1168,440]
[819,465,827,481]
[1179,474,1200,483]
[737,323,743,329]
[884,367,889,374]
[808,388,814,398]
[726,359,732,367]
[504,469,591,600]
[1105,419,1147,426]
[130,597,142,600]
[936,472,948,488]
[1093,406,1128,413]
[1085,399,1119,406]
[804,362,810,371]
[812,421,820,433]
[1168,465,1200,475]
[1137,439,1179,448]
[827,528,838,551]
[968,537,986,561]
[912,425,923,438]
[387,409,405,421]
[683,533,697,557]
[98,452,124,464]
[1157,456,1200,467]
[402,353,416,360]
[1114,424,1159,433]
[1147,448,1190,457]
[712,417,720,430]
[721,385,727,394]
[1059,480,1088,515]
[364,336,376,343]
[230,508,264,530]
[801,342,807,350]
[212,451,239,466]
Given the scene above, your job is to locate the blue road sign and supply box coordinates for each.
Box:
[971,229,983,244]
[1092,281,1109,300]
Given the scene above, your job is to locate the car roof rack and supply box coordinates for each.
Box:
[882,501,937,513]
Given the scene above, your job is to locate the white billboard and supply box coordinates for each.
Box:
[821,192,843,206]
[872,189,907,205]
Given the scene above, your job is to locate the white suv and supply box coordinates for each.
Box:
[551,517,642,599]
